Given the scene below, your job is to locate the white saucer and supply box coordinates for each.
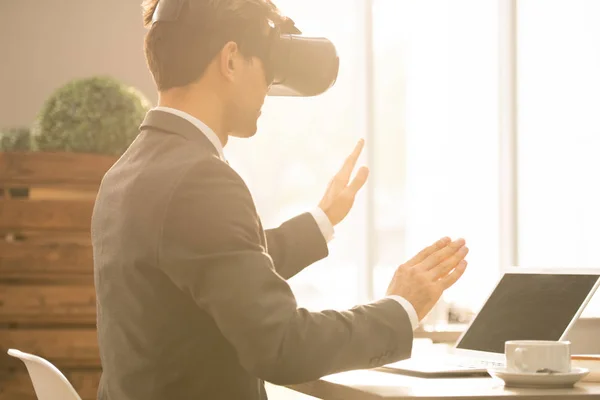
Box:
[488,367,590,389]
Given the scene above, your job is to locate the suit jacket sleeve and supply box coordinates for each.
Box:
[264,213,328,280]
[157,159,414,385]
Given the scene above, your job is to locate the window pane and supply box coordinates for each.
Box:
[517,0,600,316]
[518,0,600,268]
[370,0,408,303]
[372,0,500,315]
[225,0,366,311]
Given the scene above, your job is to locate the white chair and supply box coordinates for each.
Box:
[7,349,82,400]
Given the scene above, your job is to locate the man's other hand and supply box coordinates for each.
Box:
[386,237,469,321]
[318,139,369,227]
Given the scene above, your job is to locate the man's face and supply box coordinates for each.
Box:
[225,55,271,138]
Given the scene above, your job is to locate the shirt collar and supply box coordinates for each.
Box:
[153,106,226,162]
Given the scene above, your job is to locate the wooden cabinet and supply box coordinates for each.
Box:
[0,152,117,400]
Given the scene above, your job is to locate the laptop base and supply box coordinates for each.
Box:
[376,359,491,378]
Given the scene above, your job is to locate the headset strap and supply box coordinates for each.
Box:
[152,0,187,24]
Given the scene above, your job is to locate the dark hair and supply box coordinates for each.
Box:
[142,0,283,91]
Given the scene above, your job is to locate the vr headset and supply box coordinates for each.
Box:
[151,0,339,97]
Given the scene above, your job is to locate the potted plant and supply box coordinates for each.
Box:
[3,76,151,201]
[0,127,32,152]
[32,75,151,156]
[0,127,33,199]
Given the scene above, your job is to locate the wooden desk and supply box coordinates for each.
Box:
[286,369,600,399]
[284,342,600,399]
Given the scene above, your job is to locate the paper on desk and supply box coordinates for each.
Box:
[573,355,600,382]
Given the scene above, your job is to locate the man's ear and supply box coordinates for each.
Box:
[219,41,239,83]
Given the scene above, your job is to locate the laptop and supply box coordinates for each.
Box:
[378,267,600,378]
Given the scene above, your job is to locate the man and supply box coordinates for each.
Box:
[91,0,470,399]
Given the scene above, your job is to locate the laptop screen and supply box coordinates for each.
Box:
[455,272,600,354]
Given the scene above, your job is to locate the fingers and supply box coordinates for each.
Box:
[337,139,365,183]
[430,245,469,279]
[419,238,466,271]
[345,166,369,194]
[404,236,451,268]
[438,260,468,289]
[336,167,368,212]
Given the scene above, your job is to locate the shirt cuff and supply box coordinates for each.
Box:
[386,295,419,331]
[310,207,335,243]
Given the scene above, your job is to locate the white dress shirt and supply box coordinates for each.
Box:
[153,106,419,331]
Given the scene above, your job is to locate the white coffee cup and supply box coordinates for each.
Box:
[505,340,571,374]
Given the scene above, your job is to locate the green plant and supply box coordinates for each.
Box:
[32,76,152,156]
[0,127,32,151]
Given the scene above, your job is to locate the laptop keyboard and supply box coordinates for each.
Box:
[447,358,504,370]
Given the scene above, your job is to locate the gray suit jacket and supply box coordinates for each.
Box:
[91,109,414,400]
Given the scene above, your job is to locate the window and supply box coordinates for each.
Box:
[517,0,600,269]
[517,0,600,316]
[371,0,500,313]
[227,0,502,318]
[227,0,599,323]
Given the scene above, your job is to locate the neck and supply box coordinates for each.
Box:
[157,86,229,147]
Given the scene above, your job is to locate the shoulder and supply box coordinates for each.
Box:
[161,158,263,254]
[176,157,253,205]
